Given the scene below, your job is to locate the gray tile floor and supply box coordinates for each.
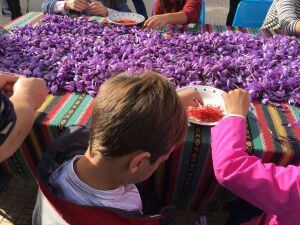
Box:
[0,0,229,224]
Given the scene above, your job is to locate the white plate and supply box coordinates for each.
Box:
[107,12,145,25]
[177,85,227,126]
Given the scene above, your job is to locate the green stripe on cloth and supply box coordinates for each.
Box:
[182,126,211,209]
[3,12,42,31]
[49,93,81,127]
[247,111,265,158]
[290,105,300,120]
[67,95,93,126]
[178,125,204,208]
[58,93,87,128]
[173,124,195,205]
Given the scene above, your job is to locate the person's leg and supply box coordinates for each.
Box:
[226,0,241,26]
[2,0,11,16]
[132,0,148,19]
[6,0,22,20]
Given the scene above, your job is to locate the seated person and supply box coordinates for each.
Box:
[132,0,148,19]
[32,71,202,224]
[262,0,300,36]
[145,0,202,29]
[212,89,300,224]
[42,0,130,16]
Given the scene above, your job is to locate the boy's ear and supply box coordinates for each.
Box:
[128,151,151,174]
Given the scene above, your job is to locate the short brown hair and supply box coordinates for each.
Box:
[89,71,187,163]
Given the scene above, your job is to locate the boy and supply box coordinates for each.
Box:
[33,71,202,224]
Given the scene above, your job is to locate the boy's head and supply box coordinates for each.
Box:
[89,71,187,183]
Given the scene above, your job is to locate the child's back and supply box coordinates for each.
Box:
[33,71,188,225]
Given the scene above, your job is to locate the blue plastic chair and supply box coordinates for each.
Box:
[200,0,205,24]
[232,0,272,28]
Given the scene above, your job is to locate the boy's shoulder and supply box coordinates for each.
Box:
[37,125,89,187]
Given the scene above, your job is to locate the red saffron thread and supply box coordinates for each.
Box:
[187,105,224,122]
[115,20,135,24]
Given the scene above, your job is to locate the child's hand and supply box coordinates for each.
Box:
[64,0,88,12]
[13,77,48,110]
[178,88,203,109]
[222,89,250,117]
[144,15,169,30]
[88,2,108,16]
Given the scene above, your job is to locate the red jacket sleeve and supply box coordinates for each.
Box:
[153,0,164,15]
[181,0,202,23]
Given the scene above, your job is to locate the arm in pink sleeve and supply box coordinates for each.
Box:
[211,117,300,216]
[181,0,201,23]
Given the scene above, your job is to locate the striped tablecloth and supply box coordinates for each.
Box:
[1,12,299,213]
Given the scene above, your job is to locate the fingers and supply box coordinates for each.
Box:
[194,97,204,106]
[74,1,88,12]
[68,0,88,12]
[88,2,106,16]
[0,72,19,83]
[145,16,159,29]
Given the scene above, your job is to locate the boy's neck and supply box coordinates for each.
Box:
[74,150,125,191]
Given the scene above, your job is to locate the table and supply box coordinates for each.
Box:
[0,12,299,214]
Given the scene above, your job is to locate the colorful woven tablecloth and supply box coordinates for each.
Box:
[0,12,299,213]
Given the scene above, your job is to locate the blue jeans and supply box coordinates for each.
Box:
[132,0,148,19]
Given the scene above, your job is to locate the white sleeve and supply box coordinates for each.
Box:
[53,1,67,13]
[222,114,246,120]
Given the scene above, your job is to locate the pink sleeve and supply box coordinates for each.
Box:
[211,117,300,216]
[181,0,201,23]
[152,0,164,15]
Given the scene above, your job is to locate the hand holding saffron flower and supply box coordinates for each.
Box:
[178,88,203,109]
[222,89,250,117]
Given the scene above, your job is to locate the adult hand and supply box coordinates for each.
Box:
[13,77,48,110]
[0,72,19,97]
[88,2,107,16]
[64,0,88,12]
[178,88,204,109]
[222,89,250,117]
[144,15,169,30]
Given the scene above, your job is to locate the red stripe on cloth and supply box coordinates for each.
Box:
[253,101,275,162]
[101,18,108,24]
[189,153,213,210]
[165,143,183,204]
[20,143,38,176]
[281,103,300,140]
[1,13,28,28]
[197,177,218,211]
[29,13,45,26]
[226,26,233,32]
[261,28,272,38]
[39,123,53,148]
[208,24,213,33]
[40,92,72,126]
[0,162,10,173]
[78,100,94,126]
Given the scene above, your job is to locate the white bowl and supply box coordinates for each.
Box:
[107,12,145,25]
[177,85,227,126]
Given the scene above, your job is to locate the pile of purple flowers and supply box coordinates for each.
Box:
[0,15,299,105]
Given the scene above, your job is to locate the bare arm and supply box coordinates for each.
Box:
[0,93,35,162]
[0,75,47,163]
